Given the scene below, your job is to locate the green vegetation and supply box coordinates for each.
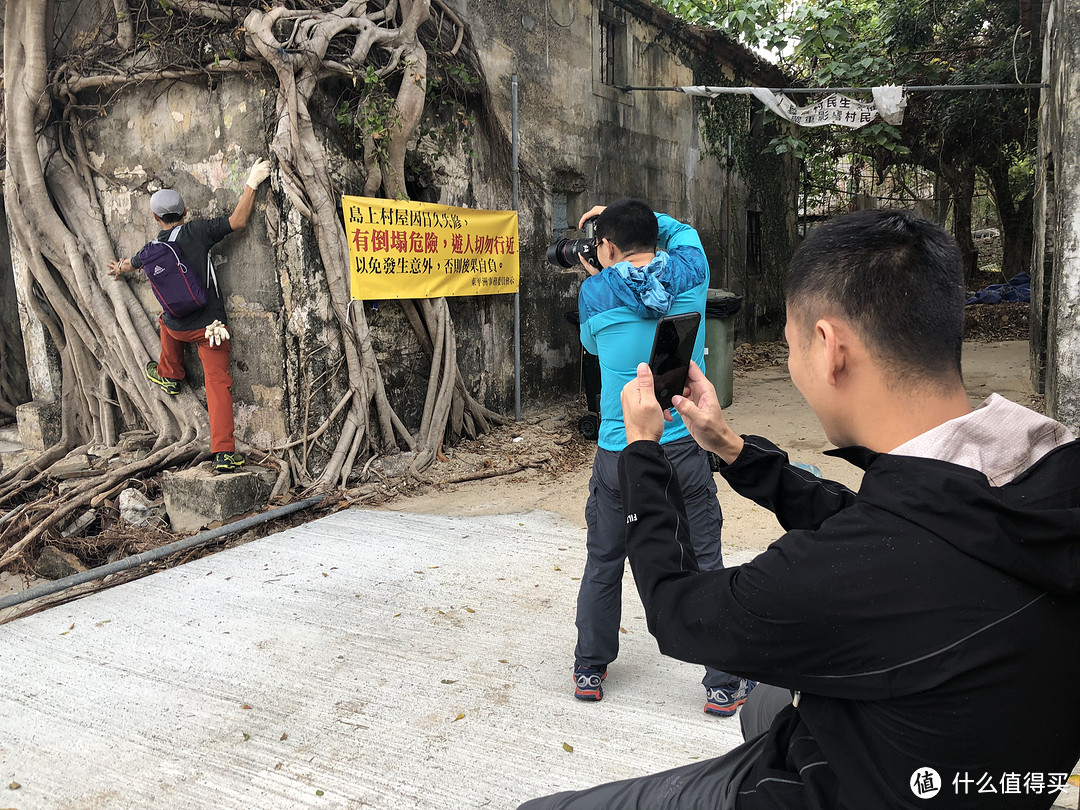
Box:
[658,0,1040,282]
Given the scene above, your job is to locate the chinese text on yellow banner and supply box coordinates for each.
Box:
[342,195,520,299]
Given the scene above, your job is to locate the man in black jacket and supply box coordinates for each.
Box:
[521,209,1080,809]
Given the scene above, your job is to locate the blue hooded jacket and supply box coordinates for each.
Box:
[578,213,709,451]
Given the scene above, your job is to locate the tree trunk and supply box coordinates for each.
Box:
[986,159,1035,280]
[942,161,978,285]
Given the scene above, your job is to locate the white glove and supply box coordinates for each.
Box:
[245,158,271,189]
[205,320,230,348]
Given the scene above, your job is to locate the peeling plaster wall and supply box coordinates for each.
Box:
[83,77,288,447]
[1033,0,1080,434]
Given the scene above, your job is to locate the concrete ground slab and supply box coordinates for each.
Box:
[0,509,752,809]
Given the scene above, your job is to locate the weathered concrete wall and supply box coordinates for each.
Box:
[12,0,794,461]
[457,0,795,402]
[1033,0,1080,433]
[83,77,288,448]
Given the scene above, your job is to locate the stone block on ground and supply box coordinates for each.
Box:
[162,463,275,533]
[34,546,88,580]
[48,453,95,480]
[16,400,61,451]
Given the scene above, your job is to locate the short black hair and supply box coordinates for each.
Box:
[594,199,658,254]
[160,212,184,224]
[786,209,965,386]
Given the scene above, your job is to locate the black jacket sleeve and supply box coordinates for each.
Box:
[620,440,892,696]
[720,435,856,531]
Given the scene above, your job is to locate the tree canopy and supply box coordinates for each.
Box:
[659,0,1041,281]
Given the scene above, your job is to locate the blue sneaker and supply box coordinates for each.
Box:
[573,664,607,701]
[704,679,756,716]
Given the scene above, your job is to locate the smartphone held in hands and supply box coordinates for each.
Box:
[648,312,701,410]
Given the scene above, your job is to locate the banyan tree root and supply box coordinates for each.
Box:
[0,0,512,557]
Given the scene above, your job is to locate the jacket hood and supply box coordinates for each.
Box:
[830,440,1080,595]
[603,252,674,317]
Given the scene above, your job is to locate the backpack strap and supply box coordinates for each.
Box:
[166,224,220,298]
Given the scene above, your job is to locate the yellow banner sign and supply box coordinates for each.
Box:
[342,195,520,299]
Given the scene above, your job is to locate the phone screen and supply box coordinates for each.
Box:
[648,312,701,410]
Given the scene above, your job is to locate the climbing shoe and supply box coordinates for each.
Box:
[214,451,246,472]
[145,361,180,396]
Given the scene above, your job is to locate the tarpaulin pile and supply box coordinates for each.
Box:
[966,272,1030,305]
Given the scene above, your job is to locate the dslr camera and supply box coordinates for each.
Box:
[547,217,601,270]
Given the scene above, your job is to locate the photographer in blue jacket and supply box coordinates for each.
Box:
[571,199,748,716]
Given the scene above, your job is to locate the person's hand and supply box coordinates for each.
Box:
[108,258,131,279]
[245,158,271,189]
[621,362,666,444]
[578,253,600,276]
[578,205,606,230]
[205,320,230,347]
[671,361,744,462]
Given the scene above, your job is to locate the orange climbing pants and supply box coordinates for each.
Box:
[157,317,236,453]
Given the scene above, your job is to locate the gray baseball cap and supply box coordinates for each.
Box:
[150,189,186,217]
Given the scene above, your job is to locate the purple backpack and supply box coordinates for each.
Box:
[137,227,208,318]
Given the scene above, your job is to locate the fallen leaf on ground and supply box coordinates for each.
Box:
[453,712,465,721]
[620,627,627,634]
[241,704,252,710]
[442,679,457,684]
[465,607,475,613]
[9,781,21,789]
[562,742,574,753]
[280,732,288,741]
[242,732,250,741]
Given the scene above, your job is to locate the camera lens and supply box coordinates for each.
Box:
[547,239,572,268]
[546,238,600,269]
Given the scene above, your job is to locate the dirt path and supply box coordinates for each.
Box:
[385,340,1039,555]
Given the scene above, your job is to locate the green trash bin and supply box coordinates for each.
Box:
[702,290,742,409]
